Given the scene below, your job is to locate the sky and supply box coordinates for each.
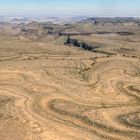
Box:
[0,0,140,17]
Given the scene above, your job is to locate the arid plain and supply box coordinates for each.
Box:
[0,18,140,140]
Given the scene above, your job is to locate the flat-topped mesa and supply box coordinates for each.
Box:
[16,19,137,41]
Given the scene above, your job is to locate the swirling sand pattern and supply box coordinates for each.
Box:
[0,38,140,140]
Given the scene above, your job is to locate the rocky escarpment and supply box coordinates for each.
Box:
[64,36,96,51]
[65,36,115,55]
[17,20,136,41]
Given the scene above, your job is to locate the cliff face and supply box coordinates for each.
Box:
[65,36,97,51]
[65,36,116,55]
[16,17,138,41]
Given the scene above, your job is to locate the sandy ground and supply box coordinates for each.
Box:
[0,33,139,140]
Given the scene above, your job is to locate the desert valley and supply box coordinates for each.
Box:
[0,17,139,140]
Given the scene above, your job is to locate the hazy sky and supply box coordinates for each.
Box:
[0,0,140,16]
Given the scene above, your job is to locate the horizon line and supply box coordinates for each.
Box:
[0,15,140,17]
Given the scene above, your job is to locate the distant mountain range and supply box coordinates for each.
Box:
[0,16,88,24]
[1,16,140,24]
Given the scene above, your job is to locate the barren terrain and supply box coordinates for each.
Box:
[0,17,140,140]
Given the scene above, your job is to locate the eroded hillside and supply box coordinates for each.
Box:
[0,18,140,140]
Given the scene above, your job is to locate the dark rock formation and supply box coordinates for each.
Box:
[116,32,134,36]
[65,36,115,55]
[65,36,98,51]
[43,26,53,30]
